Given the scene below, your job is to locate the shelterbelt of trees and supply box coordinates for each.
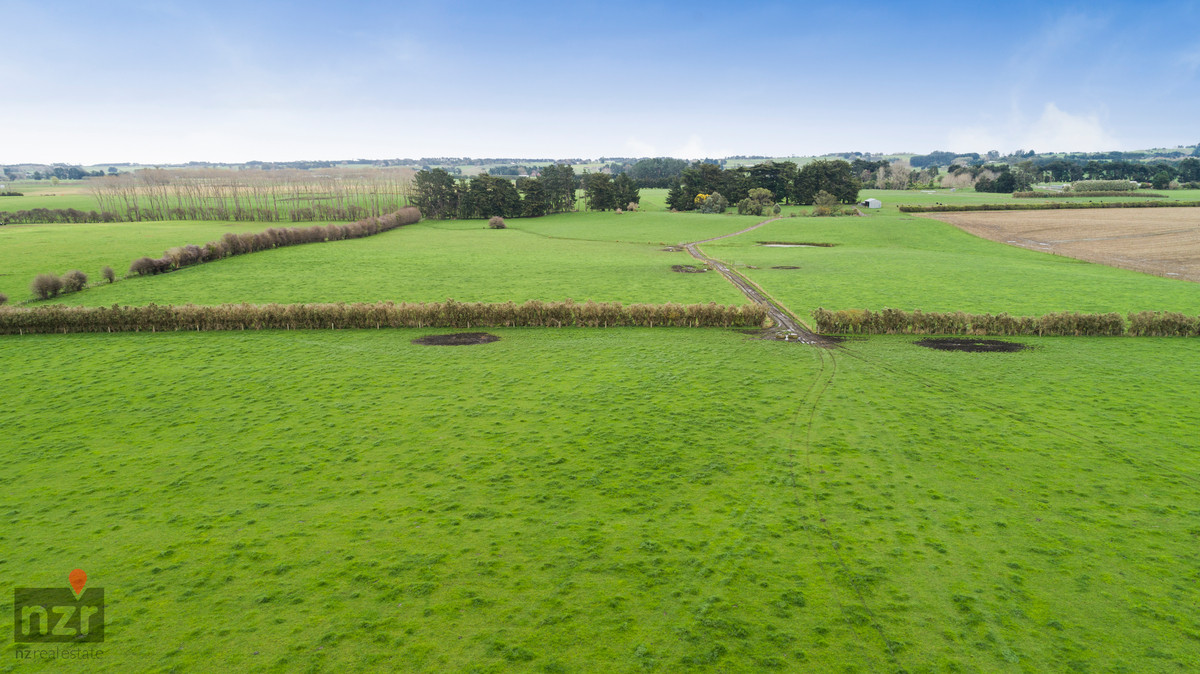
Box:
[664,160,860,210]
[412,165,639,219]
[413,159,863,221]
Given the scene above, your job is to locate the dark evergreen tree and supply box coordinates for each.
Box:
[582,172,618,211]
[412,168,457,219]
[540,163,577,213]
[793,160,860,204]
[518,177,550,217]
[612,173,640,208]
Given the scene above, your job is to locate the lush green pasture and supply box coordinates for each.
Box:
[703,212,1200,318]
[0,220,271,303]
[807,335,1200,673]
[0,180,100,212]
[508,208,765,245]
[2,329,1197,672]
[43,221,746,307]
[636,188,669,212]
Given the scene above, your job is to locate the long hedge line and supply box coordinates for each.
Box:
[900,201,1200,213]
[0,300,768,335]
[1012,191,1165,198]
[129,207,421,276]
[812,308,1200,337]
[1071,180,1138,192]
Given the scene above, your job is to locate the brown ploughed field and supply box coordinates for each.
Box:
[924,208,1200,282]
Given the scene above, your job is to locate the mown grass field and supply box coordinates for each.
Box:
[37,219,746,307]
[0,181,99,212]
[0,220,271,303]
[507,209,763,245]
[3,183,1200,673]
[2,329,1197,672]
[704,211,1200,318]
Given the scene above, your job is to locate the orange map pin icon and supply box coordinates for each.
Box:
[69,569,87,594]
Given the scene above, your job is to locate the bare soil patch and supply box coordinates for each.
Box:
[924,209,1200,282]
[915,338,1029,353]
[671,264,708,273]
[771,265,801,269]
[660,245,684,252]
[412,332,500,346]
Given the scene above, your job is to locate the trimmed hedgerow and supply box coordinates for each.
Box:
[1126,311,1200,337]
[1012,191,1166,198]
[900,201,1200,213]
[0,300,767,335]
[1071,180,1138,192]
[812,308,1139,337]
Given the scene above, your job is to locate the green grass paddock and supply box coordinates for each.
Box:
[1,329,1197,672]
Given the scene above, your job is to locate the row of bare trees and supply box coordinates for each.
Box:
[810,308,1166,337]
[129,207,421,276]
[89,167,414,222]
[0,300,767,334]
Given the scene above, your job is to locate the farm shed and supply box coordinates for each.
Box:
[860,198,882,209]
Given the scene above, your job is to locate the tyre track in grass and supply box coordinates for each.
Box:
[681,218,835,346]
[688,217,903,666]
[775,337,904,669]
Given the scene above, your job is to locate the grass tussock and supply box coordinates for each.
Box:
[30,273,63,300]
[0,300,767,334]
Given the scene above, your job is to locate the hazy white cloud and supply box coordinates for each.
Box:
[674,135,707,160]
[1020,103,1117,153]
[623,137,658,157]
[945,103,1117,154]
[945,126,1008,155]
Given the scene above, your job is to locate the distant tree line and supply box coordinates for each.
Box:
[624,158,691,188]
[413,165,640,219]
[1027,157,1200,185]
[664,160,860,210]
[4,165,104,181]
[909,151,981,168]
[851,159,942,190]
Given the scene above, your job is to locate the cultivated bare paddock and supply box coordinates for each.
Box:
[925,208,1200,282]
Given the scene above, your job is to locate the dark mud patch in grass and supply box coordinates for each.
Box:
[771,265,801,269]
[413,332,501,346]
[671,264,708,273]
[661,245,684,252]
[915,338,1029,353]
[757,241,837,247]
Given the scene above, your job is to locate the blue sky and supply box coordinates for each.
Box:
[4,0,1198,163]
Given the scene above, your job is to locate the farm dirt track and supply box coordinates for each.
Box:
[682,217,838,347]
[924,208,1200,282]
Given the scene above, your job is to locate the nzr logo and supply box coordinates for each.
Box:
[13,569,104,643]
